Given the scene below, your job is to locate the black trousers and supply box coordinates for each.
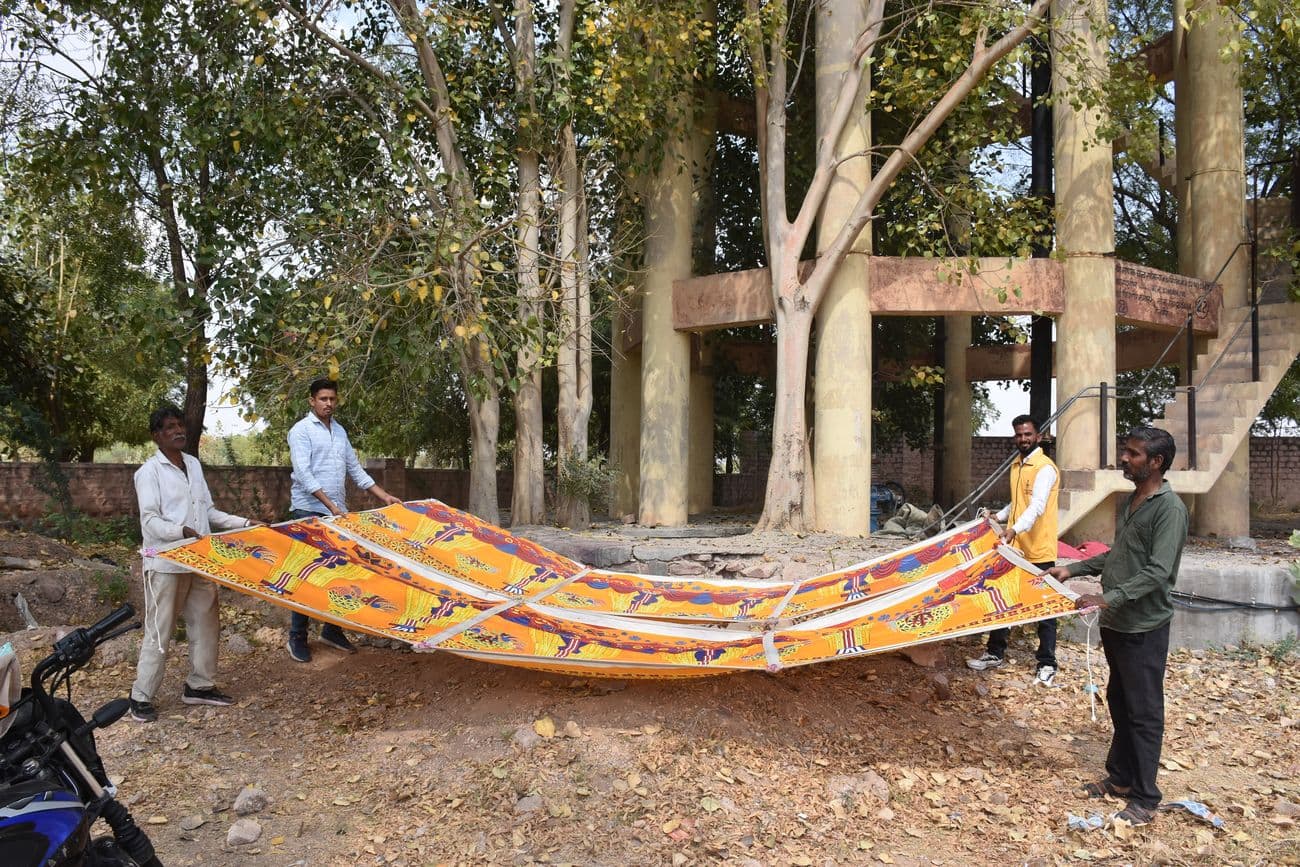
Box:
[1100,622,1170,808]
[986,560,1058,667]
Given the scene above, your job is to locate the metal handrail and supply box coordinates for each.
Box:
[1195,281,1264,390]
[917,384,1105,535]
[915,232,1268,539]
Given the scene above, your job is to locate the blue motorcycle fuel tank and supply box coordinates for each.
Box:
[0,784,92,867]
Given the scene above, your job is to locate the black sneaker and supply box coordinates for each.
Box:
[129,699,157,723]
[287,631,311,663]
[182,685,234,706]
[318,626,357,654]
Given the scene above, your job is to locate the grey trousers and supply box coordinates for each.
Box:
[131,568,220,702]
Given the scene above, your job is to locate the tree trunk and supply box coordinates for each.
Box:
[554,0,592,530]
[182,265,210,455]
[554,121,590,529]
[509,2,545,526]
[461,338,501,524]
[512,149,545,525]
[742,0,1049,531]
[756,301,815,531]
[576,187,594,514]
[146,143,208,455]
[466,386,501,524]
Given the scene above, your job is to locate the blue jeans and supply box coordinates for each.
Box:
[986,560,1058,667]
[285,509,339,636]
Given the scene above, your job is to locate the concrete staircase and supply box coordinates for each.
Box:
[1057,301,1300,535]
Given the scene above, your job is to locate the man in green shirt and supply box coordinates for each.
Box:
[1047,426,1189,827]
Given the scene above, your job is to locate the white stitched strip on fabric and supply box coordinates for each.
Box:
[752,518,991,630]
[824,518,986,576]
[997,543,1081,601]
[327,520,517,605]
[768,578,804,622]
[793,554,989,632]
[414,568,592,651]
[761,631,780,671]
[330,520,760,640]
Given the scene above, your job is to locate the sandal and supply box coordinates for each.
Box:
[1112,802,1156,826]
[1081,779,1130,799]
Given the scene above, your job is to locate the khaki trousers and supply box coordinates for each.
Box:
[130,569,220,702]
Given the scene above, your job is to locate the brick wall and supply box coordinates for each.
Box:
[0,460,512,522]
[1250,436,1300,507]
[3,435,1298,522]
[714,435,1300,511]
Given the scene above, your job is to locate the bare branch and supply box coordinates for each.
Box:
[786,0,887,266]
[806,0,1052,310]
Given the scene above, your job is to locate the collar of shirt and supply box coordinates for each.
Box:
[148,448,193,474]
[305,411,333,430]
[1125,479,1173,514]
[1013,446,1043,467]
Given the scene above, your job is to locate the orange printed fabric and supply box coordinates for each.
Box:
[153,503,1077,680]
[327,500,999,623]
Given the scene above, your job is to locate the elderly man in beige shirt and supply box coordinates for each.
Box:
[131,404,261,722]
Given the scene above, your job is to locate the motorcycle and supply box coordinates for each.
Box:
[0,604,163,866]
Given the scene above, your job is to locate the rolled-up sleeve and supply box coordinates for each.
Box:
[344,438,376,491]
[289,423,322,495]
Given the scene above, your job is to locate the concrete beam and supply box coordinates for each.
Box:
[671,256,1219,335]
[706,327,1180,381]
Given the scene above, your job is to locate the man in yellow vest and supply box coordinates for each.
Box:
[967,414,1060,685]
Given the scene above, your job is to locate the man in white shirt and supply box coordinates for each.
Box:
[285,378,399,662]
[967,414,1061,685]
[131,405,260,722]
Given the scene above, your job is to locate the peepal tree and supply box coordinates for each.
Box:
[743,0,1052,531]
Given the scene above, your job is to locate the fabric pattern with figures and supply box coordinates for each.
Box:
[155,500,1078,679]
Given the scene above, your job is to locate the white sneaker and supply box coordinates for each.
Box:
[1035,664,1058,686]
[966,652,1006,671]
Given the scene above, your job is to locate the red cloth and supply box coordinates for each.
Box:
[1058,540,1111,560]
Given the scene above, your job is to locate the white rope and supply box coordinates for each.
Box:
[1080,610,1101,722]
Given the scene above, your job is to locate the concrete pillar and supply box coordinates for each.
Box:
[1052,0,1116,542]
[1182,0,1250,541]
[1173,0,1193,287]
[688,341,715,514]
[812,0,873,535]
[941,317,973,507]
[609,307,641,520]
[687,67,719,519]
[638,131,694,526]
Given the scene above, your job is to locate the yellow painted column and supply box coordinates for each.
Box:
[1052,0,1116,542]
[812,0,873,535]
[609,306,641,520]
[942,316,973,507]
[638,132,694,526]
[1183,0,1250,542]
[688,342,715,515]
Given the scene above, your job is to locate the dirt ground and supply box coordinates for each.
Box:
[2,528,1298,867]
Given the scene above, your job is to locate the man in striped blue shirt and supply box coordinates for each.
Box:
[286,378,400,662]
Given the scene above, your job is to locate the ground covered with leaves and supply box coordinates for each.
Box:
[2,530,1298,866]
